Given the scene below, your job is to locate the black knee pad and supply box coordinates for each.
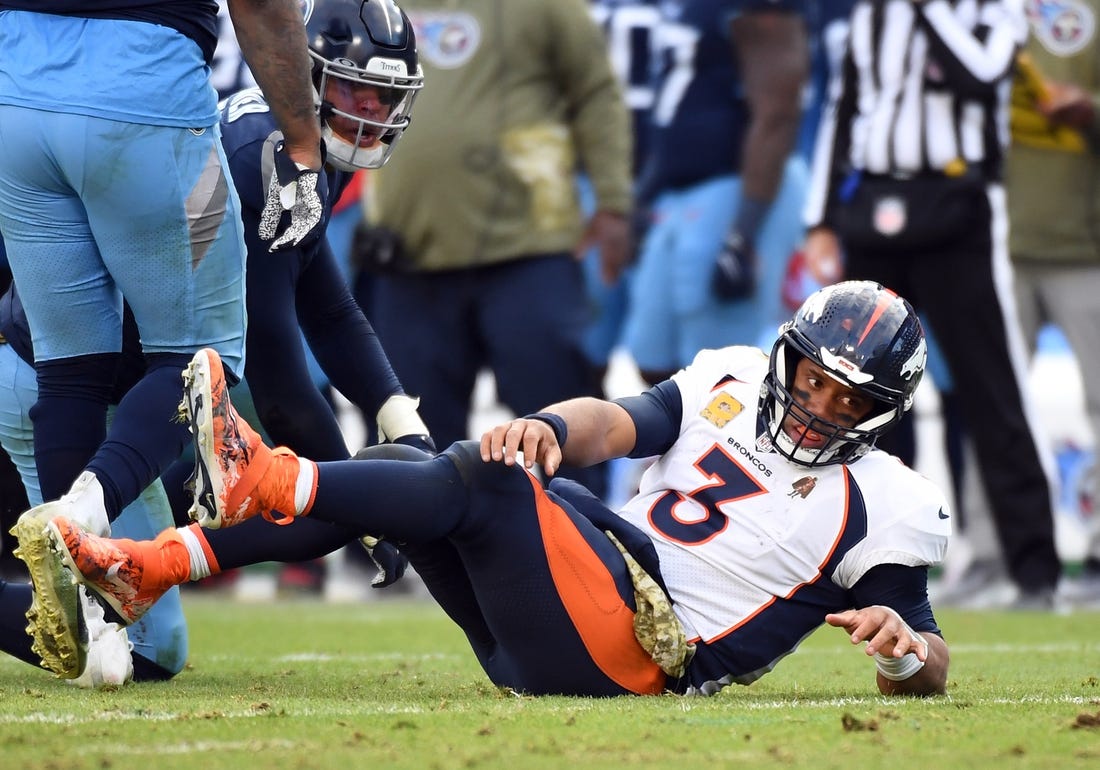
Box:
[439,440,483,486]
[442,439,541,498]
[353,443,435,463]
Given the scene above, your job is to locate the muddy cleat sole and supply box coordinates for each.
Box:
[9,507,87,679]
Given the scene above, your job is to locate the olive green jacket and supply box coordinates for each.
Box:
[1008,2,1100,264]
[364,0,632,271]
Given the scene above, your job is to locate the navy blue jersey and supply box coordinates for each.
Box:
[796,0,856,159]
[0,0,220,64]
[211,2,257,100]
[218,87,406,443]
[219,89,351,257]
[589,0,661,174]
[637,0,807,202]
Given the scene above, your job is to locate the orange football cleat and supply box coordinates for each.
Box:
[47,516,187,626]
[179,348,312,529]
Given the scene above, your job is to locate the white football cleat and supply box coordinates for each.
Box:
[68,588,133,689]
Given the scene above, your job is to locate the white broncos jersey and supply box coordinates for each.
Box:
[615,346,951,693]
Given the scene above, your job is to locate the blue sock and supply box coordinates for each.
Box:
[0,579,38,668]
[30,353,116,501]
[87,354,191,518]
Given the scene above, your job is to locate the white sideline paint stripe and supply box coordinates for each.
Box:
[112,740,301,755]
[735,694,1100,710]
[186,652,464,664]
[813,641,1100,655]
[939,642,1100,654]
[0,706,433,726]
[201,642,1097,665]
[1,643,1090,676]
[1,693,1097,726]
[273,652,463,663]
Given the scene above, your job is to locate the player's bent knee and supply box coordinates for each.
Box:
[443,439,533,495]
[440,439,483,486]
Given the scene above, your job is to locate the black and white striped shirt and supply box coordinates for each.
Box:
[804,0,1028,228]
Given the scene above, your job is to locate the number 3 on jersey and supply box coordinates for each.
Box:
[649,444,766,544]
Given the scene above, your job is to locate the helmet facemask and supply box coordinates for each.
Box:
[304,0,423,171]
[313,53,422,170]
[761,339,907,467]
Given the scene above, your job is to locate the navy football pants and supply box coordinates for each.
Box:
[307,441,664,696]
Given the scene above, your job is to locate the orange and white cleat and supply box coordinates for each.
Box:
[179,348,313,528]
[47,516,177,627]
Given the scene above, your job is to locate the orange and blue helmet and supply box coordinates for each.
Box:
[760,281,927,467]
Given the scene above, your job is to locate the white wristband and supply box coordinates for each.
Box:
[376,394,428,441]
[874,651,926,681]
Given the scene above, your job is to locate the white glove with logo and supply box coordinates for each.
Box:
[259,136,328,251]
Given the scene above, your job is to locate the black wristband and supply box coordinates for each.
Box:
[523,412,568,447]
[733,196,770,247]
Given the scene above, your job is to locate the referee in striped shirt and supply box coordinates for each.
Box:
[802,0,1063,608]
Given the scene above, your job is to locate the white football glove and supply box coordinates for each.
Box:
[259,136,328,251]
[377,394,432,445]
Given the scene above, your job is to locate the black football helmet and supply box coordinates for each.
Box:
[759,281,927,467]
[305,0,423,170]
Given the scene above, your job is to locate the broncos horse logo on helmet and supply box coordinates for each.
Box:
[759,280,928,467]
[306,0,424,170]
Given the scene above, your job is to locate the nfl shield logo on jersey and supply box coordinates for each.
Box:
[873,196,907,236]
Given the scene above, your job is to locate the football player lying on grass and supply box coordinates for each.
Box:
[37,281,949,697]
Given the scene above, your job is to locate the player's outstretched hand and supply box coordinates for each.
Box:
[480,417,563,477]
[259,137,329,251]
[825,606,929,661]
[359,535,408,589]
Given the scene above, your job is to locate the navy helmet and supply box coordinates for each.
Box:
[760,280,927,467]
[305,0,423,169]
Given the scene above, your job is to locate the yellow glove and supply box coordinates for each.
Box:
[1011,52,1086,152]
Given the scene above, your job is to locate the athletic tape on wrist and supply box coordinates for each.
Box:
[874,651,926,681]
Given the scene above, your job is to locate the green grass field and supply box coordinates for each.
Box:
[1,594,1098,769]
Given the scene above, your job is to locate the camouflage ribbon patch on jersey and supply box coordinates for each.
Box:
[606,532,695,679]
[701,392,742,428]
